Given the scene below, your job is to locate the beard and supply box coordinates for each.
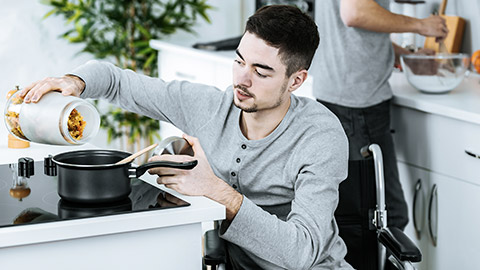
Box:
[233,81,288,113]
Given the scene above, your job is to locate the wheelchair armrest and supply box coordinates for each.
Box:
[203,229,226,266]
[378,227,422,263]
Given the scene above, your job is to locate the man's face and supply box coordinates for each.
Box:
[232,32,291,113]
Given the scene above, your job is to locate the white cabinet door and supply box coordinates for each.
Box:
[398,162,480,270]
[158,50,216,84]
[397,161,430,270]
[426,171,480,270]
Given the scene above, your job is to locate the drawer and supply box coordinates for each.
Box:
[392,104,480,185]
[158,51,215,85]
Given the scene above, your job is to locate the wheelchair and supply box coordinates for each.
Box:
[203,144,422,270]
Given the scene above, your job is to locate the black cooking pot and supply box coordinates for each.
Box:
[49,149,197,204]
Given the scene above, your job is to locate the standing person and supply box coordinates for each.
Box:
[313,0,448,231]
[21,5,353,270]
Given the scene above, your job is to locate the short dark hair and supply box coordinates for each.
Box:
[245,5,320,77]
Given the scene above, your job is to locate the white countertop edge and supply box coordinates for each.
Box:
[392,94,480,125]
[150,39,234,66]
[0,176,225,248]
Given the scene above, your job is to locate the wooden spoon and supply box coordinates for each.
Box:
[115,143,158,165]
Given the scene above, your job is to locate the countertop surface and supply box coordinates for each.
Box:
[390,71,480,125]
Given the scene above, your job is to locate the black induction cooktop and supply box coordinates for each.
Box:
[0,158,190,228]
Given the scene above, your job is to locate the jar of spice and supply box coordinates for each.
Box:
[4,88,100,145]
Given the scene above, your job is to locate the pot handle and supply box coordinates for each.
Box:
[134,160,198,178]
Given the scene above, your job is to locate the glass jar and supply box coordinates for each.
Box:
[4,89,100,145]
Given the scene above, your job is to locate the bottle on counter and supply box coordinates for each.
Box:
[9,158,33,202]
[4,86,100,145]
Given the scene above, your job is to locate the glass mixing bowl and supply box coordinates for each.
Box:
[400,53,470,94]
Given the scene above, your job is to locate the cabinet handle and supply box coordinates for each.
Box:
[175,71,196,81]
[465,150,480,159]
[412,179,423,240]
[428,184,438,247]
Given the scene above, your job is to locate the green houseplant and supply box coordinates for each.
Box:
[42,0,212,155]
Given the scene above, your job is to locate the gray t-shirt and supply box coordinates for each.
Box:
[73,60,352,269]
[312,0,394,108]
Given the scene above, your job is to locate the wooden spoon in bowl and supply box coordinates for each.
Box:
[115,143,158,165]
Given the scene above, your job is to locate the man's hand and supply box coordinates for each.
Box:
[19,75,85,103]
[418,15,448,41]
[148,134,243,220]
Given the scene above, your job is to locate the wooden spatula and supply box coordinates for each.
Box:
[115,143,158,165]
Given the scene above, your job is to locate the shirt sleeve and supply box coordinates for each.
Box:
[71,60,226,134]
[219,129,350,269]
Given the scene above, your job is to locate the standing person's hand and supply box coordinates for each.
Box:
[19,75,85,103]
[418,15,448,41]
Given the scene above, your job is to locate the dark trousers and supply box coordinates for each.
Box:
[319,99,408,230]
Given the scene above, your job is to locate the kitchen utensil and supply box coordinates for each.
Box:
[152,136,194,156]
[4,90,100,145]
[400,53,470,94]
[437,41,456,80]
[49,149,197,203]
[424,0,465,53]
[115,143,159,165]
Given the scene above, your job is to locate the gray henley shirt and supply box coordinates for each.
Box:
[73,60,351,269]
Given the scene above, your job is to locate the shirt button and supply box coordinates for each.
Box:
[241,144,247,149]
[236,158,241,163]
[232,184,238,189]
[231,172,236,177]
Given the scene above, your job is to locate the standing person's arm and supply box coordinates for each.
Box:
[340,0,447,38]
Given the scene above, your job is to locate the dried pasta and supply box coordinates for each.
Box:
[68,109,86,140]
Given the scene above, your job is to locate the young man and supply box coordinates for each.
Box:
[21,5,351,269]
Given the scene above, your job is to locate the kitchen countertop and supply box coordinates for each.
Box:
[390,70,480,125]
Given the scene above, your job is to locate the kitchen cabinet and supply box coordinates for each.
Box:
[391,73,480,269]
[397,160,480,270]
